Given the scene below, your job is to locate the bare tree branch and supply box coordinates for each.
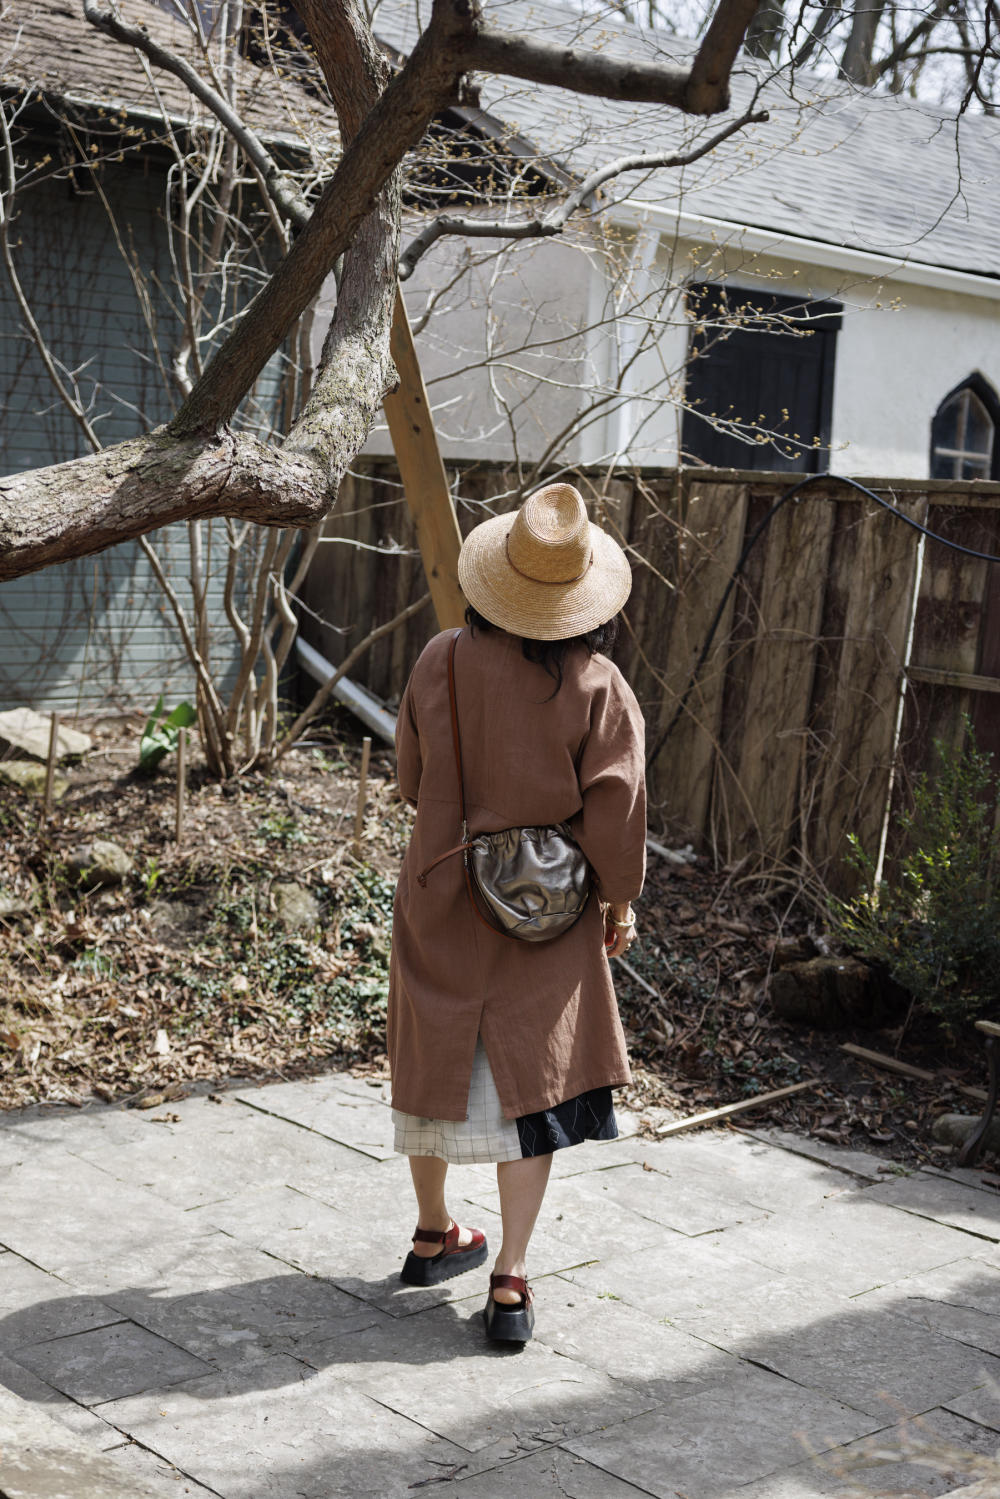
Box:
[398,104,769,279]
[686,0,767,108]
[874,0,955,78]
[790,0,842,70]
[82,0,310,227]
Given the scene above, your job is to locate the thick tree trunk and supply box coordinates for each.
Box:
[840,0,888,84]
[0,431,326,582]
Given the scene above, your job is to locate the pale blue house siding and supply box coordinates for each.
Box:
[0,155,282,712]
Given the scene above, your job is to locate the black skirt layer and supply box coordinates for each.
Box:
[515,1087,618,1157]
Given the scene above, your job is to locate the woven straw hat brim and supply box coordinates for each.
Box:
[458,513,632,641]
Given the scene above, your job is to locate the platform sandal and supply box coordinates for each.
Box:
[399,1221,488,1286]
[483,1273,534,1343]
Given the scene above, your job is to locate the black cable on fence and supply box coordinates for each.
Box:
[644,470,1000,770]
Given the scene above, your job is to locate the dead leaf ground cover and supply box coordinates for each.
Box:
[0,712,993,1175]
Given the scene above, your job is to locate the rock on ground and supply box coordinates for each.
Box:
[271,882,321,931]
[66,840,133,888]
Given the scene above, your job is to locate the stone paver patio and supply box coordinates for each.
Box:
[1,1071,999,1498]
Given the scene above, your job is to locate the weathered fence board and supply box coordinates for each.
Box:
[811,495,925,872]
[723,495,835,865]
[627,479,749,845]
[301,462,1000,890]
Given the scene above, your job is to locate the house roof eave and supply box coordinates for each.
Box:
[612,198,1000,302]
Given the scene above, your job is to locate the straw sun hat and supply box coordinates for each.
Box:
[457,484,632,642]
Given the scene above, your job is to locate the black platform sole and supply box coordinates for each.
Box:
[483,1296,535,1343]
[399,1239,489,1286]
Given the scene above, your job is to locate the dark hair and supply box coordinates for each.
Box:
[464,604,619,697]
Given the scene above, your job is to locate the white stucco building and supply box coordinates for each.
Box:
[355,0,1000,482]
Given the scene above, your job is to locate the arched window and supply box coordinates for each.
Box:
[930,375,1000,481]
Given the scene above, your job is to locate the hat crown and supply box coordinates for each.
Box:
[507,485,591,584]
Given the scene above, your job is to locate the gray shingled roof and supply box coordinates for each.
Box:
[0,0,338,158]
[375,0,1000,279]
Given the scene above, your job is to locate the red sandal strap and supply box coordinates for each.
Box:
[490,1273,530,1298]
[413,1222,484,1254]
[412,1226,448,1245]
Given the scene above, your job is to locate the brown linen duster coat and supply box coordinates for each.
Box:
[387,625,646,1123]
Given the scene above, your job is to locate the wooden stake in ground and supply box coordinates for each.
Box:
[175,730,187,845]
[655,1078,818,1137]
[353,736,372,859]
[42,711,60,818]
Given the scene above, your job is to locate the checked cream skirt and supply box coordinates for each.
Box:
[392,1036,618,1165]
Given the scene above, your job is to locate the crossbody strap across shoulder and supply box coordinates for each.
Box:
[416,629,475,888]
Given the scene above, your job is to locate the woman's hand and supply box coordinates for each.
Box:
[603,902,636,959]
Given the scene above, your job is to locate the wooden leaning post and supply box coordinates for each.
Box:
[383,288,465,632]
[956,1020,1000,1167]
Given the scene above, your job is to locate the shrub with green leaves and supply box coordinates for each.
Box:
[836,722,1000,1028]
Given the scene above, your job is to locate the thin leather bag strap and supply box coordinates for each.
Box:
[447,627,467,831]
[416,630,474,890]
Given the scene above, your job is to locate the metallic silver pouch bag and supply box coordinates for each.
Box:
[466,822,591,942]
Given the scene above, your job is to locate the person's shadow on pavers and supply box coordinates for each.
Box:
[0,1272,527,1408]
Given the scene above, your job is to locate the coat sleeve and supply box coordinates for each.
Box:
[395,673,422,808]
[572,667,646,905]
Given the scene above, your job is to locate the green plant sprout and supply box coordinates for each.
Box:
[138,696,197,776]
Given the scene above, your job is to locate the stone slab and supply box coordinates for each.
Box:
[0,1384,172,1499]
[69,1094,359,1210]
[190,1182,466,1317]
[813,1407,1000,1498]
[564,1157,770,1236]
[13,1320,212,1406]
[531,1273,741,1401]
[463,1168,668,1257]
[301,1299,656,1454]
[0,1353,119,1448]
[744,1127,889,1182]
[660,1130,871,1214]
[94,1441,220,1496]
[945,1383,1000,1434]
[718,1195,975,1297]
[0,1152,195,1271]
[545,1133,652,1179]
[564,1359,880,1499]
[923,1162,1000,1195]
[40,1231,385,1369]
[108,1276,383,1372]
[451,1446,660,1497]
[561,1230,786,1321]
[1,1106,153,1156]
[669,1271,851,1345]
[851,1257,1000,1357]
[709,1298,1000,1420]
[0,1253,122,1348]
[233,1077,396,1160]
[864,1173,1000,1242]
[100,1353,476,1499]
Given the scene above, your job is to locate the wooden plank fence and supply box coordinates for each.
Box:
[300,462,1000,893]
